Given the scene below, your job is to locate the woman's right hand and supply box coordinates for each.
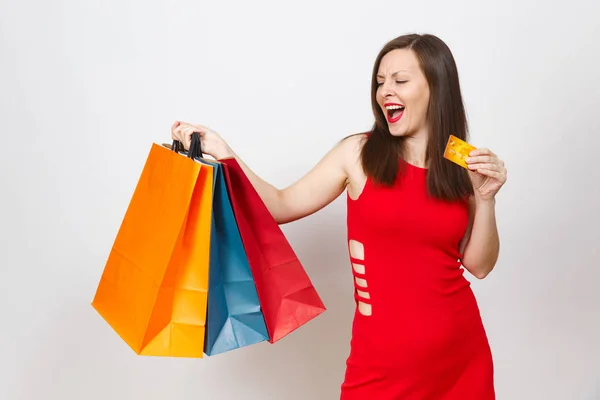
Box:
[171,121,234,160]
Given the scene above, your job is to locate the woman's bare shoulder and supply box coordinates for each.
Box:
[338,132,369,160]
[337,132,369,195]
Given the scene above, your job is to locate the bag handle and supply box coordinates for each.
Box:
[172,132,203,160]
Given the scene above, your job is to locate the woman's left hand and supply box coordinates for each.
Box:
[465,148,507,201]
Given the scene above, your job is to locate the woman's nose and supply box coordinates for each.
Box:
[381,81,395,97]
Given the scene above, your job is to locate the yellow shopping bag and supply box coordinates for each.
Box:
[92,141,213,357]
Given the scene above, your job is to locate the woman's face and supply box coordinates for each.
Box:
[376,49,430,138]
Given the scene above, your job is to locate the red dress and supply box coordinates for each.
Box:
[340,160,495,399]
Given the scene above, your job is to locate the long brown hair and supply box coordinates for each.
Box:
[361,33,474,201]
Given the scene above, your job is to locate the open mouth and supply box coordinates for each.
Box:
[385,103,405,123]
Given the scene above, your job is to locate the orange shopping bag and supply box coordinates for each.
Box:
[92,140,214,357]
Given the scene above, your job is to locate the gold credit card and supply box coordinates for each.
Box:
[443,134,477,169]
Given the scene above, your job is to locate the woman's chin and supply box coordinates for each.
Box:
[388,126,408,137]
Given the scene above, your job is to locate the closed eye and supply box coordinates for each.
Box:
[376,80,407,87]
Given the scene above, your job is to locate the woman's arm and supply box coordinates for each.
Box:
[458,146,507,279]
[172,121,360,224]
[223,139,354,224]
[459,195,500,279]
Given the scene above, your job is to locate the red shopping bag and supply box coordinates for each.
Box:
[221,158,326,343]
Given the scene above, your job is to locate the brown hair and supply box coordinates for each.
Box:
[361,33,474,201]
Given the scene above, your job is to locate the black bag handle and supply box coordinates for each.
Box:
[172,132,203,159]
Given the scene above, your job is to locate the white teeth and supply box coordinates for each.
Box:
[385,105,405,110]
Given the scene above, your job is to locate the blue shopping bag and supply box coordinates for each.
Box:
[202,160,269,355]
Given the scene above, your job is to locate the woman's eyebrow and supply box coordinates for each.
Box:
[377,70,411,79]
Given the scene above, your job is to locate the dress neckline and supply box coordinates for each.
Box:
[404,160,428,171]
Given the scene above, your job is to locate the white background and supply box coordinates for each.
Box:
[1,0,599,399]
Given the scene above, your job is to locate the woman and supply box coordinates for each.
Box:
[172,33,506,399]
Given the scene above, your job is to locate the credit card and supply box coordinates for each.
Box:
[443,134,476,169]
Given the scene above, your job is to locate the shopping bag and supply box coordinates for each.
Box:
[92,139,213,358]
[201,159,269,355]
[221,158,326,343]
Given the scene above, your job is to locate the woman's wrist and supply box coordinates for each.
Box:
[473,193,496,208]
[214,143,235,160]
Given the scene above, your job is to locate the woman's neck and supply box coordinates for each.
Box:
[402,134,428,168]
